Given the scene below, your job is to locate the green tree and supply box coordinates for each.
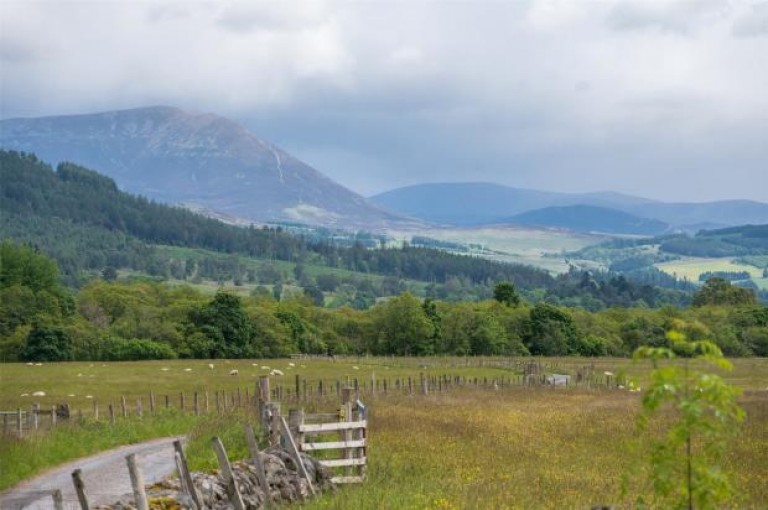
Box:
[372,292,434,355]
[188,292,254,358]
[524,303,581,355]
[21,324,74,361]
[493,281,520,307]
[692,277,756,307]
[632,330,744,509]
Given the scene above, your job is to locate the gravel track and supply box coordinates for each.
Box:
[1,437,182,509]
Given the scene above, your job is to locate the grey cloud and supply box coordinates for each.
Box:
[0,37,41,63]
[732,2,768,37]
[1,0,767,203]
[606,0,724,34]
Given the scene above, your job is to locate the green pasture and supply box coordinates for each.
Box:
[3,356,767,412]
[655,257,764,285]
[386,226,604,274]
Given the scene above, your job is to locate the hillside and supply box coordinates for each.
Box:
[506,205,669,236]
[372,182,768,231]
[0,106,418,230]
[0,150,555,295]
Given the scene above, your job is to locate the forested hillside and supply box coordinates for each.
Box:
[0,150,549,288]
[0,150,690,309]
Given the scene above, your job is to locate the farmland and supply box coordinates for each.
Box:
[2,357,768,508]
[655,257,768,290]
[386,226,604,274]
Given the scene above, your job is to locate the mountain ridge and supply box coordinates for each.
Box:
[371,182,768,230]
[0,106,421,230]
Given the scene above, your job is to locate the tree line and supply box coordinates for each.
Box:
[2,241,765,362]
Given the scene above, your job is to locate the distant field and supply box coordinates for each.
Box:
[655,257,765,287]
[388,226,605,273]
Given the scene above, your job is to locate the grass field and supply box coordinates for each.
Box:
[386,226,604,274]
[655,257,766,288]
[2,357,768,507]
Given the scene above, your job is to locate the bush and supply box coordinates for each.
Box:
[100,337,177,361]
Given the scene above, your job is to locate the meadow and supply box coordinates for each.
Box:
[386,226,603,273]
[2,357,768,508]
[655,257,768,290]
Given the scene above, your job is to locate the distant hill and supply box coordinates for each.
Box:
[371,182,768,231]
[0,106,419,230]
[505,205,669,236]
[660,223,768,257]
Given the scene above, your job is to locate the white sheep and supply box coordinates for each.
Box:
[229,369,239,376]
[270,369,285,376]
[208,363,215,369]
[32,391,46,397]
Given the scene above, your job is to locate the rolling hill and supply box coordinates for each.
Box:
[0,106,419,230]
[506,205,669,236]
[371,182,768,231]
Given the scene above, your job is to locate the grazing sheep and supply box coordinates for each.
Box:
[20,393,29,397]
[85,395,93,399]
[261,365,270,370]
[32,391,46,397]
[184,368,192,372]
[270,369,285,376]
[288,362,296,367]
[229,369,239,376]
[208,363,215,369]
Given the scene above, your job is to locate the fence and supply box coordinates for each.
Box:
[2,361,628,438]
[2,377,367,509]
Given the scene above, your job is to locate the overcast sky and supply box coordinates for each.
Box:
[2,0,767,202]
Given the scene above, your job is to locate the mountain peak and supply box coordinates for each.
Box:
[0,107,418,229]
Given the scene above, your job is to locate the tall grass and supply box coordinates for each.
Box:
[0,410,196,490]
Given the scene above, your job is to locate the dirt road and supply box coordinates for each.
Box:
[1,437,182,509]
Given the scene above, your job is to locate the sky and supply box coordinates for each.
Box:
[1,0,767,203]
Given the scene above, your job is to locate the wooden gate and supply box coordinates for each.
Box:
[296,389,367,484]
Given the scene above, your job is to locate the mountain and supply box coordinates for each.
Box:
[371,183,658,226]
[371,182,768,231]
[506,205,669,236]
[0,106,418,230]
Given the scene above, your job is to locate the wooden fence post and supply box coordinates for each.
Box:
[342,388,353,476]
[180,392,185,412]
[16,408,23,436]
[71,469,89,510]
[420,373,428,396]
[205,391,210,413]
[244,423,271,498]
[269,404,280,447]
[52,489,64,510]
[194,392,199,416]
[211,436,246,510]
[137,399,143,418]
[126,453,149,510]
[174,439,203,509]
[150,392,156,415]
[93,400,99,421]
[51,405,57,427]
[33,403,40,430]
[279,416,315,496]
[109,403,115,425]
